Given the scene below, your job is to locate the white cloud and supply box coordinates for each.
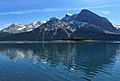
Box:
[0,4,119,15]
[81,0,101,3]
[84,4,120,9]
[0,10,41,15]
[101,11,110,15]
[0,8,79,15]
[99,11,110,15]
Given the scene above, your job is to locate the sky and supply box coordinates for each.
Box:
[0,0,120,28]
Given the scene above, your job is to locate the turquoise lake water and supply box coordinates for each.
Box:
[0,42,120,81]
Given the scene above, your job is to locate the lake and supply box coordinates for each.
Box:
[0,42,120,81]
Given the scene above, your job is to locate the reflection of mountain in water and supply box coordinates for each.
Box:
[0,43,119,79]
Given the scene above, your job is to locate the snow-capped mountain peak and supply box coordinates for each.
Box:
[114,24,120,29]
[66,13,73,16]
[28,21,42,28]
[41,21,46,23]
[1,21,43,34]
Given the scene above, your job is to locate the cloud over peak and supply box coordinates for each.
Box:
[0,4,118,16]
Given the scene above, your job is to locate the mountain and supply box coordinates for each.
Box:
[1,21,43,34]
[0,17,74,41]
[114,24,120,29]
[31,17,75,40]
[62,9,116,32]
[114,25,120,33]
[1,9,120,41]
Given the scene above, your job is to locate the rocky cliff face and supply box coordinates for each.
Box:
[0,9,120,41]
[62,9,116,32]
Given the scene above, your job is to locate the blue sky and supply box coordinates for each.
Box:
[0,0,120,28]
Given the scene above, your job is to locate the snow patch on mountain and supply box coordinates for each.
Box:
[114,24,120,29]
[42,21,46,23]
[1,21,43,34]
[17,26,26,30]
[66,13,73,16]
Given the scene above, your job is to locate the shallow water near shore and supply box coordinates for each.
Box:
[0,41,120,81]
